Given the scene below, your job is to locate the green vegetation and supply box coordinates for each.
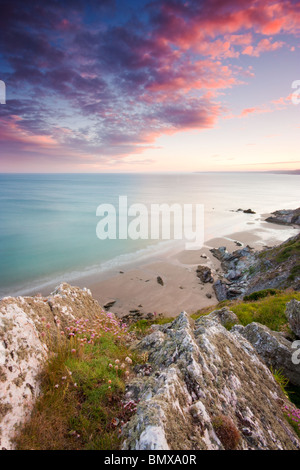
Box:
[230,291,300,331]
[288,264,300,282]
[129,316,175,338]
[274,237,300,264]
[271,367,290,398]
[15,313,136,450]
[192,290,300,332]
[243,289,279,302]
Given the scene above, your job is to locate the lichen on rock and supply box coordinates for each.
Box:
[122,312,300,450]
[0,283,104,450]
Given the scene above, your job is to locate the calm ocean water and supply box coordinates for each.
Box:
[0,172,299,297]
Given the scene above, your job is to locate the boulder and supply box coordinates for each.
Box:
[213,280,228,301]
[103,300,116,310]
[0,283,106,450]
[122,312,299,450]
[286,299,300,337]
[265,208,300,226]
[210,246,228,261]
[234,322,300,386]
[205,307,239,329]
[196,265,214,283]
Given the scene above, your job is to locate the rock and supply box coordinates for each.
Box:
[285,299,300,337]
[129,309,140,314]
[206,293,212,299]
[226,269,242,281]
[213,280,228,301]
[0,283,105,450]
[227,286,245,298]
[200,254,207,259]
[122,312,299,450]
[196,265,214,283]
[243,209,256,214]
[103,300,116,310]
[235,241,243,247]
[157,276,164,286]
[205,307,239,329]
[235,322,300,386]
[266,208,300,226]
[210,246,228,261]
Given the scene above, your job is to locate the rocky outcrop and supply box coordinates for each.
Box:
[205,307,239,329]
[0,283,105,450]
[286,299,300,338]
[122,312,299,450]
[233,322,300,387]
[210,245,256,300]
[196,265,213,283]
[1,285,300,451]
[210,233,300,299]
[266,208,300,226]
[213,280,228,301]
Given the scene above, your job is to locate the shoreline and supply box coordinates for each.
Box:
[49,211,297,317]
[4,212,299,317]
[85,221,298,318]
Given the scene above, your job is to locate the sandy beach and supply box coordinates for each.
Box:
[82,217,299,319]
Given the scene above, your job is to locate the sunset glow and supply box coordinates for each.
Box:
[0,0,300,172]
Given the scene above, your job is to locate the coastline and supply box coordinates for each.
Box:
[58,213,299,318]
[7,210,299,317]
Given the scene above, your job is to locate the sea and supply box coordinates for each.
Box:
[0,172,299,298]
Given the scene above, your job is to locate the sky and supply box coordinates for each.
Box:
[0,0,300,173]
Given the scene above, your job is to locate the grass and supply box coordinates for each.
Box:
[14,312,138,450]
[230,291,300,332]
[129,316,175,338]
[288,264,300,282]
[243,289,279,302]
[271,367,290,398]
[192,290,300,332]
[274,237,300,264]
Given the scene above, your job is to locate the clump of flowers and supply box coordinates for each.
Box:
[42,309,131,356]
[284,404,300,435]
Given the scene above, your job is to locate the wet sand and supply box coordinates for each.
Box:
[86,221,298,318]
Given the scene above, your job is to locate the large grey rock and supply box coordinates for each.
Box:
[286,299,300,337]
[205,307,239,329]
[0,283,106,450]
[122,312,299,450]
[196,265,213,283]
[213,280,228,301]
[266,208,300,226]
[235,322,300,386]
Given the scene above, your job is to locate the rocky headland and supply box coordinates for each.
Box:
[210,232,300,302]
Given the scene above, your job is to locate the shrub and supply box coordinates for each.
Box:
[14,310,136,450]
[243,289,279,302]
[283,404,300,438]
